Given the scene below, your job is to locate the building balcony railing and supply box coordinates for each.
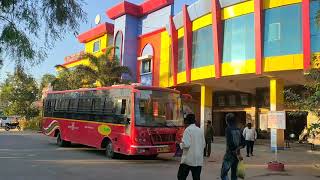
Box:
[64,51,86,64]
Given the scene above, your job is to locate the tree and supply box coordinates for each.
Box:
[0,68,39,119]
[0,0,86,66]
[39,73,55,92]
[75,47,132,87]
[285,54,320,138]
[52,65,94,91]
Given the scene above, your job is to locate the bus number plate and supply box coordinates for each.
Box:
[157,147,170,153]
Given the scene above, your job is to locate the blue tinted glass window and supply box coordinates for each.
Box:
[311,0,320,53]
[192,25,214,68]
[223,13,255,63]
[264,4,302,57]
[178,38,185,72]
[93,40,100,52]
[115,32,123,62]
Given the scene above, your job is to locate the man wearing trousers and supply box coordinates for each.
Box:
[204,121,214,157]
[242,123,257,157]
[220,113,245,180]
[177,114,206,180]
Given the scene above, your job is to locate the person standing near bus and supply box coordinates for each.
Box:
[221,113,245,180]
[177,114,205,180]
[204,121,214,157]
[242,123,257,157]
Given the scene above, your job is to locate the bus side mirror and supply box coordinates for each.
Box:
[126,117,131,125]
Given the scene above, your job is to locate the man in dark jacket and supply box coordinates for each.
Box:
[204,121,214,157]
[220,113,245,180]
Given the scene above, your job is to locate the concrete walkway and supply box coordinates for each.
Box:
[166,137,320,179]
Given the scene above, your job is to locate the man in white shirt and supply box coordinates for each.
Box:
[178,114,205,180]
[242,123,257,157]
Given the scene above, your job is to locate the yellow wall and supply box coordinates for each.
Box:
[85,34,108,55]
[221,59,256,76]
[178,28,184,39]
[159,31,171,87]
[263,0,302,9]
[263,54,303,72]
[191,65,215,81]
[221,0,254,20]
[177,71,186,84]
[192,14,212,31]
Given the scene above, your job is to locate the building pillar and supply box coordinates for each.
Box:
[302,0,311,71]
[169,16,178,86]
[183,5,192,83]
[270,78,285,150]
[254,0,264,74]
[200,85,213,130]
[211,0,223,79]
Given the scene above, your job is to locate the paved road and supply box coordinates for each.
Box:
[0,130,319,180]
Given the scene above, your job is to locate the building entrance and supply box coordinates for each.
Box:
[285,112,307,140]
[213,111,246,136]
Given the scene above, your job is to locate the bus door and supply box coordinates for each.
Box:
[111,97,131,153]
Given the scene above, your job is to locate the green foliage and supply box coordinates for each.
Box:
[285,55,320,116]
[77,47,132,87]
[52,65,93,91]
[24,116,42,131]
[0,0,86,66]
[309,122,320,134]
[39,73,55,93]
[285,55,320,134]
[0,68,39,119]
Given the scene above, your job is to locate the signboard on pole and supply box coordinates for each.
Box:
[268,111,286,129]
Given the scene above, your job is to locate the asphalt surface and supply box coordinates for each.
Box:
[0,130,319,180]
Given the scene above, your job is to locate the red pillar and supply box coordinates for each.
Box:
[170,16,178,86]
[254,0,264,75]
[183,5,192,83]
[302,0,311,71]
[211,0,223,79]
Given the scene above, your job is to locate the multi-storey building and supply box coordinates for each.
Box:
[61,0,320,149]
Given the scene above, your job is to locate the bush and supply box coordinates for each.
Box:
[19,118,28,130]
[22,116,42,131]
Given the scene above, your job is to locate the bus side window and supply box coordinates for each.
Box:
[113,99,128,124]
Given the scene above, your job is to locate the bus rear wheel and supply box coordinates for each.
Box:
[56,132,70,147]
[105,141,115,159]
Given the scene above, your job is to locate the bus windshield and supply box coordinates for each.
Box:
[135,90,183,127]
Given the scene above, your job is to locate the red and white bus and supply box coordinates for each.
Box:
[42,85,184,158]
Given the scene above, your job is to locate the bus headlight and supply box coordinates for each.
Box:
[134,137,147,144]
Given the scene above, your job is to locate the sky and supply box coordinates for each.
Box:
[0,0,198,82]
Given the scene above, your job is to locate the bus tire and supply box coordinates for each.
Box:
[105,141,115,159]
[56,132,70,147]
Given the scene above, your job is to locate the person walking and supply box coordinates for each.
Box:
[204,121,214,157]
[242,123,257,157]
[177,114,205,180]
[221,113,245,180]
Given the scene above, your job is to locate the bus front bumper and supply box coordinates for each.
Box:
[130,144,175,155]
